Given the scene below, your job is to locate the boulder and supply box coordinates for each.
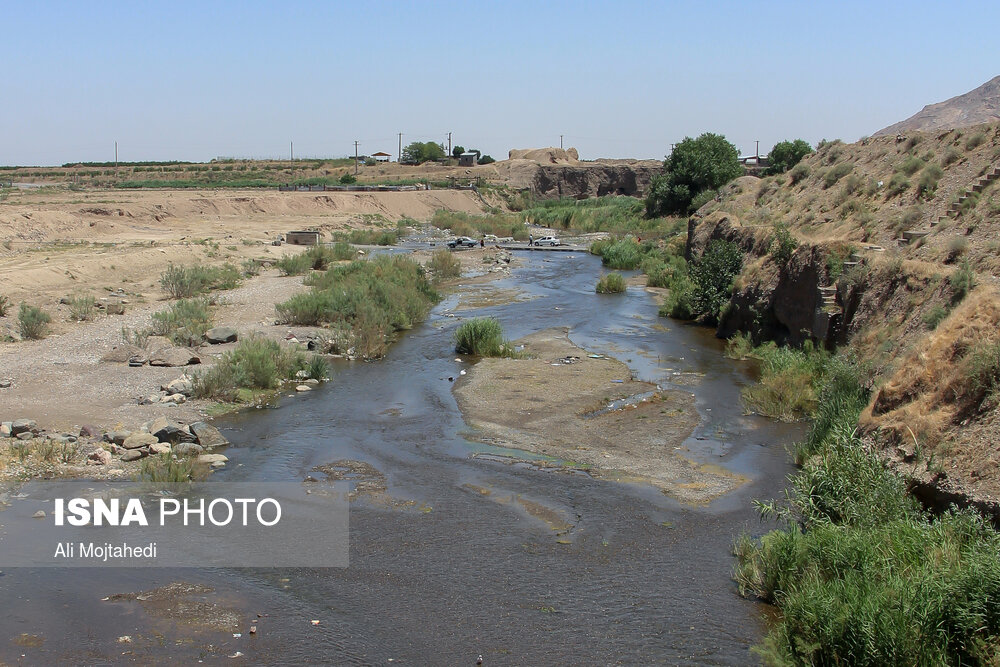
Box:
[149,442,172,455]
[296,384,312,392]
[0,423,11,438]
[79,424,102,438]
[173,442,205,457]
[122,432,158,450]
[11,419,38,437]
[189,422,228,449]
[121,449,146,462]
[205,327,238,344]
[161,376,194,396]
[16,432,33,441]
[128,355,148,367]
[105,302,126,315]
[149,347,201,367]
[166,393,186,404]
[139,394,161,405]
[149,417,196,444]
[87,449,112,465]
[105,431,130,445]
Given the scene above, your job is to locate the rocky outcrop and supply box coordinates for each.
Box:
[874,75,1000,136]
[527,162,662,199]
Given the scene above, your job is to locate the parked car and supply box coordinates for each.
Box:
[447,236,478,248]
[533,236,561,246]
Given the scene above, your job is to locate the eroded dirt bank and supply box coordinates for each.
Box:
[453,327,747,504]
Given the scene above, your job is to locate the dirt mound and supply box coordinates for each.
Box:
[875,75,1000,136]
[507,147,580,164]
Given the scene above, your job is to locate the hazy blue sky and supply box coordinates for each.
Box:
[3,1,998,165]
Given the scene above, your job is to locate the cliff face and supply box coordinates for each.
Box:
[528,162,662,199]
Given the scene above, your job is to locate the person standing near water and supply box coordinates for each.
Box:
[529,233,533,249]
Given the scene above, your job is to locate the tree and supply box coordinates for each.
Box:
[689,239,743,323]
[401,141,446,164]
[479,155,495,165]
[452,145,466,159]
[765,139,813,176]
[645,133,742,216]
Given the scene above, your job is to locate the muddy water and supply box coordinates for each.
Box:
[0,251,801,665]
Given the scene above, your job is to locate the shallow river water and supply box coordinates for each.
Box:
[0,250,801,665]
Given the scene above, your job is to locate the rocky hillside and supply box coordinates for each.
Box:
[687,122,1000,513]
[875,75,1000,136]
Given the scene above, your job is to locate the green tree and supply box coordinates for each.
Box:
[339,172,357,184]
[689,239,743,322]
[645,133,742,216]
[765,139,813,175]
[402,141,446,164]
[452,145,466,159]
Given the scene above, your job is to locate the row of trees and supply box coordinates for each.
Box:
[400,142,494,165]
[645,134,814,216]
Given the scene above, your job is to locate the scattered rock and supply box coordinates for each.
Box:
[16,432,34,441]
[139,394,161,405]
[161,376,194,397]
[102,344,143,363]
[33,510,46,519]
[121,449,146,462]
[189,422,228,449]
[149,347,201,367]
[10,419,38,437]
[205,327,238,344]
[149,417,196,444]
[79,424,102,438]
[105,302,126,315]
[166,393,186,404]
[87,449,112,465]
[296,385,312,392]
[105,431,130,446]
[0,423,11,438]
[303,379,319,386]
[173,442,205,457]
[149,442,172,455]
[0,379,11,388]
[197,453,228,467]
[122,432,158,450]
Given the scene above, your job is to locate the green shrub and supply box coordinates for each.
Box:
[18,303,51,339]
[942,147,961,166]
[739,341,829,421]
[596,273,627,293]
[339,172,357,184]
[660,275,697,319]
[687,239,743,323]
[688,187,718,212]
[454,317,516,357]
[150,298,213,346]
[764,139,813,175]
[885,173,911,198]
[305,354,329,381]
[769,222,798,267]
[823,162,852,189]
[428,249,461,281]
[330,229,401,246]
[241,259,262,277]
[922,304,949,330]
[193,336,311,401]
[160,263,242,298]
[950,261,976,302]
[897,155,924,176]
[641,253,686,288]
[68,295,96,321]
[966,132,986,150]
[917,163,943,198]
[0,295,9,317]
[275,253,312,276]
[789,163,810,185]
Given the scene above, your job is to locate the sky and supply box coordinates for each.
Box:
[3,1,999,166]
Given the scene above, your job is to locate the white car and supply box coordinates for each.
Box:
[533,236,560,246]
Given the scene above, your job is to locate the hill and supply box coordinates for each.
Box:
[874,75,1000,136]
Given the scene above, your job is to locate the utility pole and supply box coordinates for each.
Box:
[447,132,452,157]
[290,141,294,162]
[114,141,118,172]
[560,135,563,150]
[398,133,402,163]
[354,140,359,175]
[755,140,759,159]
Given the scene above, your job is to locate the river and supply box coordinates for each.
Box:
[0,249,800,665]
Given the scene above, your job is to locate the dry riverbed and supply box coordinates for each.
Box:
[453,328,747,504]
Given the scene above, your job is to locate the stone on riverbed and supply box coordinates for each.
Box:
[173,442,205,457]
[121,449,146,462]
[148,417,196,444]
[11,419,38,437]
[189,422,228,449]
[161,376,194,396]
[149,442,172,455]
[87,449,113,465]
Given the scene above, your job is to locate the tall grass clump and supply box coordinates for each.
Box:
[150,298,213,346]
[0,295,9,317]
[949,260,976,302]
[193,336,312,401]
[736,340,829,421]
[427,249,461,282]
[139,453,209,482]
[276,244,351,276]
[275,255,438,358]
[68,295,97,321]
[595,273,627,293]
[454,317,517,357]
[18,303,51,339]
[822,162,852,189]
[160,263,242,298]
[597,238,643,270]
[918,163,943,198]
[330,229,401,245]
